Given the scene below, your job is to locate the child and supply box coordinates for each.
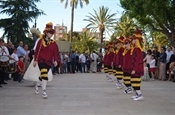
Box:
[149,55,156,81]
[142,62,150,81]
[17,56,25,83]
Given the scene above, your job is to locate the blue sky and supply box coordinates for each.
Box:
[0,0,124,38]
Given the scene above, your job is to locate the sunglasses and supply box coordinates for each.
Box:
[124,42,129,45]
[48,31,54,34]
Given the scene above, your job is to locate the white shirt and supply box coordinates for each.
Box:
[11,53,19,61]
[33,38,40,51]
[0,46,9,55]
[143,54,152,64]
[166,50,173,63]
[79,54,86,63]
[90,53,98,62]
[149,59,156,68]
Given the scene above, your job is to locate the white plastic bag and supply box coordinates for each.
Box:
[23,59,53,81]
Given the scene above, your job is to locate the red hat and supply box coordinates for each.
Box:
[116,36,125,44]
[43,22,55,34]
[132,29,143,42]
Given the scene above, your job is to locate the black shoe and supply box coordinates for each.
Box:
[1,82,7,84]
[0,85,2,87]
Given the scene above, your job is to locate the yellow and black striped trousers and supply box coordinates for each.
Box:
[123,72,131,87]
[38,63,50,81]
[104,65,108,73]
[107,66,113,75]
[115,67,123,80]
[131,75,141,90]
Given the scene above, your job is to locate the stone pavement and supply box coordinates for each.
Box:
[0,72,175,115]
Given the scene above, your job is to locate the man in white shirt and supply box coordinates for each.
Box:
[79,52,86,73]
[166,46,173,63]
[90,51,98,73]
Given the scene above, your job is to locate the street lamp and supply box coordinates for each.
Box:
[30,19,41,41]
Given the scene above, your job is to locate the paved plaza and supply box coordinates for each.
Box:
[0,72,175,115]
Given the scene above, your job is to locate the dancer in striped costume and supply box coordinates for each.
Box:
[122,38,133,94]
[105,42,115,81]
[33,22,60,99]
[103,44,109,77]
[130,29,144,101]
[113,36,125,89]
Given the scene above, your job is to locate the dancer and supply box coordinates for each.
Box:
[103,44,109,78]
[105,42,115,81]
[113,36,125,89]
[33,22,60,99]
[122,38,133,93]
[130,29,144,101]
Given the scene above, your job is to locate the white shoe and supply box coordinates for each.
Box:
[42,91,48,99]
[131,95,138,99]
[133,95,143,101]
[123,88,132,94]
[107,78,113,82]
[35,85,39,94]
[115,82,123,89]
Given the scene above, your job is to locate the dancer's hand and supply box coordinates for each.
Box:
[131,70,135,74]
[33,61,37,67]
[54,61,57,67]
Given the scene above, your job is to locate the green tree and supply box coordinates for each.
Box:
[71,32,98,53]
[60,0,89,43]
[84,6,117,44]
[0,0,44,44]
[120,0,175,47]
[152,32,170,49]
[111,12,138,41]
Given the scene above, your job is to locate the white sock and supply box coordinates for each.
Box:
[42,80,47,91]
[36,80,41,86]
[136,90,142,95]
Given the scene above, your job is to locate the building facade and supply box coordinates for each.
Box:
[54,24,67,41]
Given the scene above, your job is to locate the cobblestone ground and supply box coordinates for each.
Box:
[0,72,175,115]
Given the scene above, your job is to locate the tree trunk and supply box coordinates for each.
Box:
[70,2,75,43]
[166,30,175,48]
[99,31,104,53]
[171,32,175,48]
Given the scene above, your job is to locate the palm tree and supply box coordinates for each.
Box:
[112,13,138,40]
[60,0,89,43]
[0,0,44,44]
[152,32,170,50]
[71,32,98,53]
[84,6,117,44]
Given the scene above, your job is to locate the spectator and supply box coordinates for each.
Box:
[158,46,167,80]
[149,55,156,81]
[167,48,175,81]
[17,56,25,83]
[90,51,98,73]
[152,46,160,79]
[143,49,152,78]
[79,52,86,73]
[16,41,26,57]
